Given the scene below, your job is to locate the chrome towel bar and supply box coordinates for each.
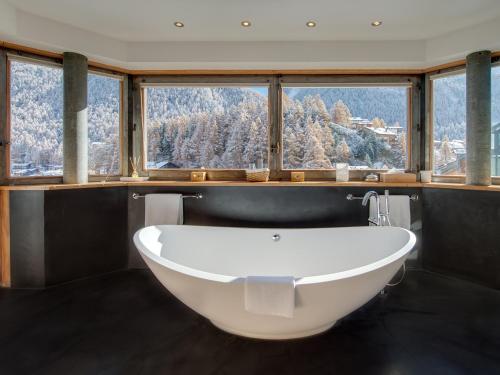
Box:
[132,192,203,200]
[346,193,418,201]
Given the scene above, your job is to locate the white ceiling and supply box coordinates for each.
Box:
[7,0,500,42]
[1,0,500,70]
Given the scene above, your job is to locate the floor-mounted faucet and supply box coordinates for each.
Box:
[361,190,392,226]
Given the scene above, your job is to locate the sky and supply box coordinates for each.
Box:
[248,87,268,96]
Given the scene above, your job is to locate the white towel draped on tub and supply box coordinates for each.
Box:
[370,195,411,229]
[244,276,295,318]
[145,194,183,226]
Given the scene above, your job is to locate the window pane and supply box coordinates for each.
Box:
[10,60,63,176]
[88,73,121,175]
[432,73,466,175]
[492,66,500,176]
[282,87,408,169]
[145,87,269,169]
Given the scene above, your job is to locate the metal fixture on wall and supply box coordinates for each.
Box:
[346,193,418,201]
[132,193,203,200]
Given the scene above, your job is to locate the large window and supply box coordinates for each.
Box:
[88,72,122,175]
[9,58,63,177]
[492,65,500,177]
[8,59,123,178]
[143,86,269,169]
[282,86,409,170]
[431,72,466,176]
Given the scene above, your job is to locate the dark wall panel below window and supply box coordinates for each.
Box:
[44,188,128,285]
[422,189,500,289]
[9,188,128,287]
[9,191,45,288]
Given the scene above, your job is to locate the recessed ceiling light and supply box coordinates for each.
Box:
[306,21,316,28]
[371,20,382,27]
[241,20,252,27]
[174,21,184,28]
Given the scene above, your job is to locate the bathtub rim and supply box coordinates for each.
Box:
[133,225,416,286]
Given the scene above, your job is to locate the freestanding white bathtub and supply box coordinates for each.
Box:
[134,225,416,340]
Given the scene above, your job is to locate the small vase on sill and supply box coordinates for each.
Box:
[336,163,349,182]
[120,157,149,182]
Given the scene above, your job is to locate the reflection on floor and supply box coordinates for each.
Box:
[1,269,499,375]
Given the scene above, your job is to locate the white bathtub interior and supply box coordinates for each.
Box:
[138,225,413,278]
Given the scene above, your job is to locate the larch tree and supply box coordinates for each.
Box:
[244,120,262,165]
[200,117,219,168]
[399,131,407,157]
[303,118,332,169]
[332,100,352,126]
[336,137,351,162]
[221,120,247,168]
[371,117,387,129]
[283,127,302,168]
[321,124,336,162]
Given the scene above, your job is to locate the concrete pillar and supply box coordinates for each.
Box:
[466,50,491,186]
[63,52,88,184]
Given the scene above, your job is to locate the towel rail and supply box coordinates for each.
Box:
[346,193,418,201]
[132,193,203,200]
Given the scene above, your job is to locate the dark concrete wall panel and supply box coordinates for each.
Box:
[422,189,500,288]
[10,186,424,286]
[44,188,128,285]
[10,191,45,288]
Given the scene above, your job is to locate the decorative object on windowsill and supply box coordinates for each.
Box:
[291,171,305,182]
[379,172,417,183]
[191,171,207,182]
[131,156,140,178]
[246,168,270,182]
[256,152,264,169]
[120,157,149,182]
[120,176,150,182]
[420,170,432,183]
[365,173,379,182]
[335,163,349,182]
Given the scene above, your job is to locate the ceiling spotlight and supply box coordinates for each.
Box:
[306,21,317,28]
[241,20,252,27]
[371,20,382,27]
[174,21,184,28]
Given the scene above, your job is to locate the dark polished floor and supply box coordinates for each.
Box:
[1,269,500,375]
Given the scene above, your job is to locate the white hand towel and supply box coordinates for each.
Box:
[145,194,183,226]
[370,195,411,229]
[244,276,295,318]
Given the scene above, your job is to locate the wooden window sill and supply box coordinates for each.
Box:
[0,180,499,192]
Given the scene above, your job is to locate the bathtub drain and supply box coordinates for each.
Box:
[272,234,281,242]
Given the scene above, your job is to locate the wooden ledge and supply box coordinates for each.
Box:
[422,182,500,192]
[1,180,499,192]
[0,180,422,191]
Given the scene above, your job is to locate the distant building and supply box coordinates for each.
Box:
[363,127,398,144]
[433,139,466,175]
[146,160,180,169]
[348,117,373,130]
[387,125,404,134]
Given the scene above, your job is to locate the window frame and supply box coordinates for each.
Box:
[428,67,467,183]
[135,75,274,180]
[6,54,64,182]
[134,74,419,181]
[492,61,500,180]
[274,75,417,180]
[87,69,126,178]
[3,53,127,182]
